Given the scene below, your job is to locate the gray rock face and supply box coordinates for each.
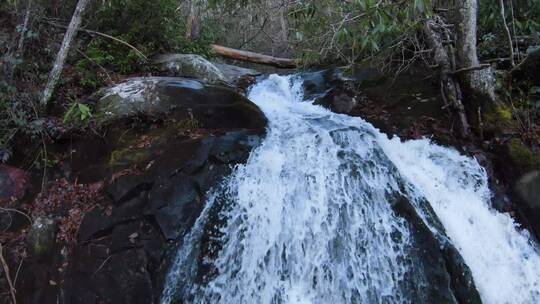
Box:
[94,77,267,129]
[515,171,540,240]
[517,171,540,209]
[213,62,260,84]
[151,54,227,84]
[51,77,268,304]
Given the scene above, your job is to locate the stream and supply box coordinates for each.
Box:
[161,74,540,304]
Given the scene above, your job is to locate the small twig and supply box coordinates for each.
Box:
[478,106,484,141]
[75,48,112,82]
[13,258,23,287]
[16,0,33,57]
[239,17,268,49]
[508,0,520,62]
[450,64,491,75]
[499,0,515,66]
[0,208,32,225]
[0,243,17,304]
[482,57,512,63]
[91,255,112,277]
[45,21,147,60]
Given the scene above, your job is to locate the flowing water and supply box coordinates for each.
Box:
[161,75,540,304]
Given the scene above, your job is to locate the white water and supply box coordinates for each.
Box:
[162,75,540,304]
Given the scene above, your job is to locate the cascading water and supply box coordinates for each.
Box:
[161,74,540,304]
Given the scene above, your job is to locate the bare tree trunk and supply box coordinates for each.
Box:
[424,18,471,138]
[185,0,197,39]
[186,0,206,40]
[499,0,515,66]
[455,0,498,110]
[16,0,33,58]
[41,0,90,106]
[456,0,479,68]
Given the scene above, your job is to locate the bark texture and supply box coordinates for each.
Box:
[186,0,202,40]
[211,44,297,68]
[424,18,471,138]
[41,0,90,106]
[455,0,498,111]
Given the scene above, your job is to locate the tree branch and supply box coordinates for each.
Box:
[451,63,491,75]
[0,243,17,304]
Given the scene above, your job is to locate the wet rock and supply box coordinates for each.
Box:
[147,175,202,240]
[213,62,260,85]
[516,171,540,209]
[305,65,384,114]
[27,216,57,258]
[300,65,385,100]
[106,174,153,205]
[65,223,160,304]
[152,54,227,84]
[314,87,359,114]
[392,195,482,303]
[515,171,540,240]
[94,77,267,129]
[66,130,263,303]
[58,76,267,303]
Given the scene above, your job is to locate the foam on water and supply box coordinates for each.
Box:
[381,138,540,303]
[161,74,540,304]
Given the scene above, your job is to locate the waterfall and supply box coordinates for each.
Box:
[161,74,540,304]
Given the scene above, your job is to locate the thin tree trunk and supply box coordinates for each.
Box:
[41,0,90,106]
[455,0,498,114]
[499,0,515,66]
[186,0,202,40]
[456,0,479,68]
[424,18,471,138]
[16,0,33,58]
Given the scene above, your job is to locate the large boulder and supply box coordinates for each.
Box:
[213,62,260,86]
[51,77,268,304]
[94,77,266,129]
[306,65,384,114]
[151,54,227,84]
[515,171,540,240]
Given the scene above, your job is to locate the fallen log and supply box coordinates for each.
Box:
[211,44,297,68]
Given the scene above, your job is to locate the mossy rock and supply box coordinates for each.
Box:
[109,147,151,169]
[93,77,267,130]
[507,138,540,173]
[483,103,517,135]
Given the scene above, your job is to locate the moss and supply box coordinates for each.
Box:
[484,103,513,125]
[507,138,540,173]
[109,147,149,168]
[483,103,517,135]
[172,114,201,132]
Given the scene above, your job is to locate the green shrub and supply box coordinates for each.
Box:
[63,99,93,127]
[75,0,216,89]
